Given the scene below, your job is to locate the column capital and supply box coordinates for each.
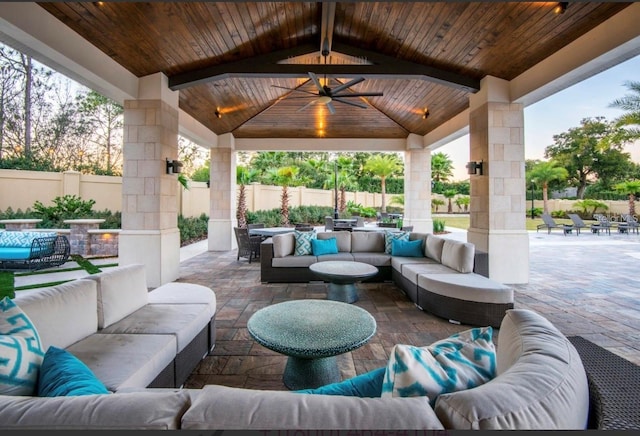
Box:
[138,72,179,108]
[469,76,511,110]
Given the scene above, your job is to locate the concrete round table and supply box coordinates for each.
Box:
[247,299,377,390]
[309,261,379,303]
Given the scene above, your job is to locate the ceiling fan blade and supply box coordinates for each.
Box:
[296,99,318,112]
[330,77,365,95]
[332,97,368,109]
[326,101,336,115]
[271,85,318,96]
[308,72,326,95]
[331,92,384,98]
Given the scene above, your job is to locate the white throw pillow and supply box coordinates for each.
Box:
[381,326,496,406]
[294,230,316,256]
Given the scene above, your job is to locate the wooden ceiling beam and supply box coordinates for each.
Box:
[320,2,336,55]
[168,42,480,93]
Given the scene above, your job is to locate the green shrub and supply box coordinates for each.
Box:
[433,219,446,233]
[527,207,543,218]
[178,213,208,245]
[550,210,566,218]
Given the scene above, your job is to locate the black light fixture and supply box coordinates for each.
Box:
[214,109,222,119]
[466,160,484,176]
[333,158,339,220]
[166,159,183,174]
[554,2,568,15]
[422,108,430,119]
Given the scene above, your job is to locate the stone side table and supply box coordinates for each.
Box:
[247,299,377,390]
[309,261,379,303]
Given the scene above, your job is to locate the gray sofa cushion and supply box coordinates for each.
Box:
[85,264,149,329]
[67,333,176,392]
[402,263,456,285]
[434,309,589,430]
[99,304,211,352]
[352,252,392,266]
[272,255,316,267]
[181,384,444,430]
[272,233,295,258]
[351,231,385,252]
[425,234,446,262]
[316,252,355,262]
[440,240,475,273]
[14,280,98,350]
[417,273,513,304]
[0,390,190,430]
[391,255,435,272]
[147,282,216,318]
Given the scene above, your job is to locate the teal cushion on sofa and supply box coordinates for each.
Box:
[311,237,338,256]
[295,367,385,397]
[37,346,110,397]
[391,239,423,257]
[384,230,409,254]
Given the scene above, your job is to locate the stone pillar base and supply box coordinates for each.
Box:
[404,218,433,234]
[208,219,235,251]
[118,228,180,288]
[468,228,529,284]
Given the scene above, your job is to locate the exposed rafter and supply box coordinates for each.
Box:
[168,42,480,92]
[320,2,336,55]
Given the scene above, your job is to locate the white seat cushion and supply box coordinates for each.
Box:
[417,273,513,304]
[148,283,216,318]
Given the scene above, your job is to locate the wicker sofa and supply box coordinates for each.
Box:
[260,230,513,327]
[4,308,629,430]
[0,230,70,271]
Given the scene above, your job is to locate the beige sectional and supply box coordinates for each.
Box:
[0,309,594,430]
[12,264,216,391]
[261,230,513,326]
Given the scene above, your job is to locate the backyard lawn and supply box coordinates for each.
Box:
[434,215,576,231]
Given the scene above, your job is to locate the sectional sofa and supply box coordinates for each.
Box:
[10,264,216,391]
[260,230,513,327]
[1,306,603,430]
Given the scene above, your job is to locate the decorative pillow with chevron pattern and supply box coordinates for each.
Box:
[294,230,317,256]
[381,326,496,406]
[384,230,409,254]
[0,297,45,396]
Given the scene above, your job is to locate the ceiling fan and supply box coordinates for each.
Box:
[273,72,384,114]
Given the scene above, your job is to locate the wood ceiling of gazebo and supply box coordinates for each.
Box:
[38,2,630,139]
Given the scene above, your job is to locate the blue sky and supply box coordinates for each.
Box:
[438,53,640,181]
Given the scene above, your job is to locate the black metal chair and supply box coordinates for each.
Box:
[294,223,314,232]
[324,216,334,232]
[234,227,262,263]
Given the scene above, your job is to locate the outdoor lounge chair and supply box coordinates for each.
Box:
[592,214,614,235]
[621,214,639,234]
[234,227,262,263]
[567,214,588,235]
[537,213,573,235]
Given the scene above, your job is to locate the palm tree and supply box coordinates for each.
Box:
[455,195,470,212]
[443,189,457,214]
[236,165,258,228]
[363,154,402,213]
[431,152,454,185]
[528,161,568,214]
[431,198,445,213]
[609,81,640,139]
[263,166,299,226]
[614,180,640,217]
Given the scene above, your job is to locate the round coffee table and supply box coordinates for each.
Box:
[309,261,379,303]
[247,299,377,390]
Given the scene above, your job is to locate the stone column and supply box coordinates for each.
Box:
[468,76,529,284]
[119,73,180,287]
[64,219,104,256]
[208,133,236,251]
[404,134,433,233]
[0,219,42,231]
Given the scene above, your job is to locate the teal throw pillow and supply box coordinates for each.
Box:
[294,230,317,256]
[391,239,423,257]
[38,346,110,397]
[381,326,496,407]
[296,367,385,397]
[384,230,409,254]
[311,237,338,256]
[0,297,44,396]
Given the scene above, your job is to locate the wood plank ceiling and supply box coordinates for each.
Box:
[38,2,631,139]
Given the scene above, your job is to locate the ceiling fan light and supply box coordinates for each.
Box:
[318,96,332,104]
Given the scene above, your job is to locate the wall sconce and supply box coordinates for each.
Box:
[466,160,484,176]
[166,159,183,174]
[214,109,222,119]
[422,108,430,119]
[553,2,567,15]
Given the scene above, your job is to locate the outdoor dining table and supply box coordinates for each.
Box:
[248,227,295,237]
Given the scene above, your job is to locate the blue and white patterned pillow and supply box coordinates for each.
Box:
[384,230,409,254]
[381,326,496,406]
[294,230,317,256]
[0,297,45,396]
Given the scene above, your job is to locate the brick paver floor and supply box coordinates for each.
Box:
[178,228,640,390]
